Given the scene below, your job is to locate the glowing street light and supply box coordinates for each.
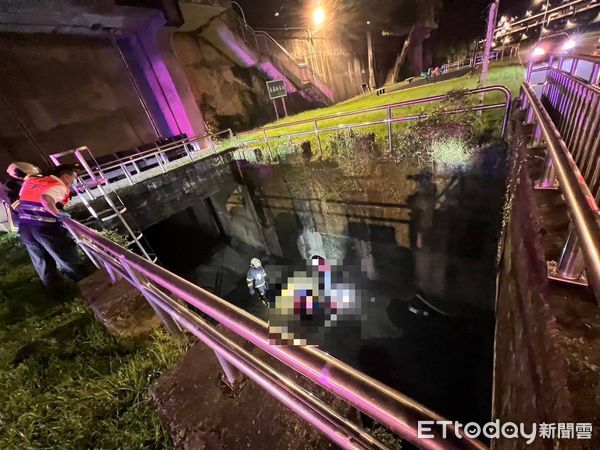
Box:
[312,6,326,27]
[532,46,546,57]
[562,38,577,51]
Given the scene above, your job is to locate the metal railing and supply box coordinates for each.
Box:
[235,85,512,155]
[63,217,487,449]
[526,53,600,87]
[56,86,510,201]
[494,0,600,40]
[225,10,334,102]
[50,129,235,199]
[520,79,600,302]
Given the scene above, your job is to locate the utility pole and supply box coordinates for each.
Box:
[540,0,550,39]
[367,28,376,90]
[480,0,499,88]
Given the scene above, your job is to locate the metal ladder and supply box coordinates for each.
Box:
[49,146,157,262]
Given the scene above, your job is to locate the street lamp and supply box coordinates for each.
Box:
[312,6,326,27]
[307,4,327,78]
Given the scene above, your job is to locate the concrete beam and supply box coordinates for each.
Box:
[0,1,158,35]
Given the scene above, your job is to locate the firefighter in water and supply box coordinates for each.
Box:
[0,162,41,229]
[15,164,88,295]
[247,258,268,305]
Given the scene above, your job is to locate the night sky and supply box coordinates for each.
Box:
[236,0,532,43]
[235,0,535,69]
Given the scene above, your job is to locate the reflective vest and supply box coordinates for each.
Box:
[247,267,268,293]
[16,176,70,225]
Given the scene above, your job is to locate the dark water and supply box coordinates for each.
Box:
[143,144,507,432]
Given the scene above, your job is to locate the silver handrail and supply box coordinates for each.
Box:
[521,82,600,301]
[527,53,600,86]
[50,129,235,191]
[494,0,599,37]
[236,85,512,155]
[63,217,488,450]
[226,10,334,102]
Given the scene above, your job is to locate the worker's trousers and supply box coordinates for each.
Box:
[19,222,88,288]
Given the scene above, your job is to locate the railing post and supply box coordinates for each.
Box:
[314,119,323,158]
[156,154,166,173]
[102,259,119,283]
[547,227,588,286]
[214,351,243,389]
[525,103,535,124]
[121,163,134,186]
[119,256,186,338]
[387,106,393,153]
[262,129,273,157]
[526,59,534,83]
[534,153,559,190]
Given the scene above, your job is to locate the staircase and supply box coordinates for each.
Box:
[204,9,334,104]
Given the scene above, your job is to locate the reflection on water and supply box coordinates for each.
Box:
[144,143,507,429]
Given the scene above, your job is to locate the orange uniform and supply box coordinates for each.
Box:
[17,176,71,225]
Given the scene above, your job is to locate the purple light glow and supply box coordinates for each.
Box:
[134,13,195,137]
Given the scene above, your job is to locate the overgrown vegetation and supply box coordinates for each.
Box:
[237,62,521,145]
[235,63,519,169]
[242,85,491,182]
[0,233,186,449]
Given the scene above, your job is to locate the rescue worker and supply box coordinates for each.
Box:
[0,162,41,229]
[247,258,268,305]
[15,164,88,294]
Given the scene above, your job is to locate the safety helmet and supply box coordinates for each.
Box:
[6,162,41,179]
[250,258,262,268]
[311,255,325,266]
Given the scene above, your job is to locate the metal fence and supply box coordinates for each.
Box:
[224,10,334,102]
[63,217,487,450]
[50,129,235,200]
[527,53,600,88]
[54,86,511,201]
[520,75,600,302]
[494,0,600,41]
[235,85,512,156]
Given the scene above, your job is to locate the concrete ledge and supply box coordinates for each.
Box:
[149,328,352,449]
[78,270,161,337]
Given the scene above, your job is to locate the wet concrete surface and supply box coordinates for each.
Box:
[144,144,508,430]
[78,270,160,337]
[149,328,350,450]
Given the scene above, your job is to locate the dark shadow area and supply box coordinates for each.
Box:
[143,201,226,275]
[144,144,506,433]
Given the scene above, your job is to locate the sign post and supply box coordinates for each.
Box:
[266,80,288,120]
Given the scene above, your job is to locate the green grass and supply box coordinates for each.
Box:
[233,63,523,161]
[238,62,523,144]
[0,233,186,449]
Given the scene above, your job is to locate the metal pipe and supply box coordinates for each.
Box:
[144,285,386,450]
[556,227,586,281]
[64,218,487,450]
[522,82,600,301]
[109,30,161,138]
[119,256,185,337]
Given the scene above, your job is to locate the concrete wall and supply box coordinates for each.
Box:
[0,32,158,169]
[172,32,277,132]
[92,144,505,316]
[493,118,600,448]
[270,31,367,102]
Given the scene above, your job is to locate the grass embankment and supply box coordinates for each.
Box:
[229,62,523,159]
[0,233,185,448]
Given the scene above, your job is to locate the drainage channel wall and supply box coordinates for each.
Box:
[493,110,600,449]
